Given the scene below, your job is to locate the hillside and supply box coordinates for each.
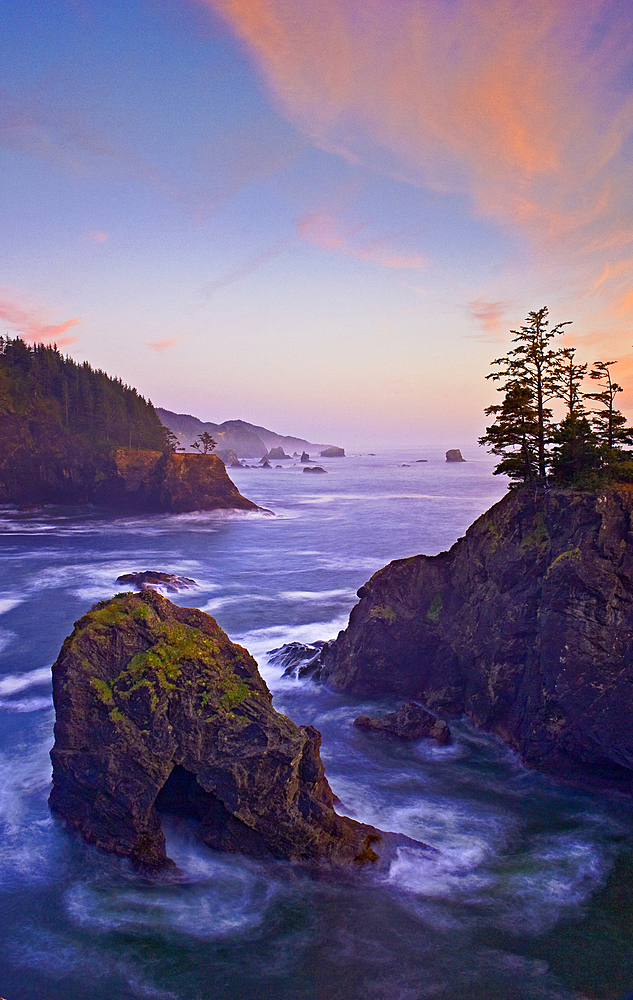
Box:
[0,338,257,512]
[157,408,334,459]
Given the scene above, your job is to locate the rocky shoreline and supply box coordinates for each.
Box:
[319,485,633,793]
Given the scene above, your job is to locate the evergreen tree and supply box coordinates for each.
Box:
[479,384,539,483]
[191,431,216,454]
[480,307,571,481]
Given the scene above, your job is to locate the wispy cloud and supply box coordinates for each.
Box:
[86,230,109,243]
[202,239,292,293]
[469,299,506,332]
[0,293,81,345]
[296,211,426,270]
[149,338,180,352]
[205,0,633,332]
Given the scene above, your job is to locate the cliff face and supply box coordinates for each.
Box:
[50,590,379,870]
[97,450,258,513]
[320,487,633,792]
[0,428,258,512]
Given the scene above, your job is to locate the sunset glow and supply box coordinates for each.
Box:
[2,0,632,448]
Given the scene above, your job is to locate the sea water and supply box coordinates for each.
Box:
[0,450,632,1000]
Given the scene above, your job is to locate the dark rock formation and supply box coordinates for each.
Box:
[116,572,197,592]
[49,590,383,871]
[354,703,450,744]
[97,451,259,514]
[268,641,327,679]
[265,447,290,461]
[320,447,345,458]
[319,486,633,793]
[445,449,466,462]
[300,451,310,463]
[214,448,239,466]
[304,466,327,474]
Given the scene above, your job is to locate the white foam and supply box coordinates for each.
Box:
[0,627,16,653]
[278,588,357,602]
[0,696,52,712]
[0,596,24,615]
[0,666,51,696]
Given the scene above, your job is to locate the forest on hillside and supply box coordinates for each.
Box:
[0,337,166,452]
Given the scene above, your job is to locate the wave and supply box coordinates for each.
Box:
[0,666,51,696]
[0,627,16,653]
[0,595,24,615]
[277,588,357,602]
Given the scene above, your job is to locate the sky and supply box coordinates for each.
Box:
[2,0,633,451]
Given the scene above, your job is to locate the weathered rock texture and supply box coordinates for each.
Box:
[96,450,258,513]
[50,590,380,870]
[354,703,450,744]
[320,486,633,792]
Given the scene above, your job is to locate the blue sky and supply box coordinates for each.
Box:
[2,0,633,450]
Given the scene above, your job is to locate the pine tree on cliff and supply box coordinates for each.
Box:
[479,385,539,482]
[584,361,633,475]
[549,347,601,486]
[479,307,571,482]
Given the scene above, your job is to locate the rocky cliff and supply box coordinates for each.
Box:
[320,486,633,792]
[99,451,258,513]
[50,590,381,870]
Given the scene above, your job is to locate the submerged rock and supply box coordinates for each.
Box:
[268,641,327,679]
[320,486,633,793]
[304,466,327,474]
[115,571,197,592]
[49,590,382,871]
[354,703,450,743]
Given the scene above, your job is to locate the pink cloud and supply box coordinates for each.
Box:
[469,299,506,333]
[86,230,109,243]
[149,339,180,352]
[204,0,633,333]
[296,212,426,270]
[0,295,81,345]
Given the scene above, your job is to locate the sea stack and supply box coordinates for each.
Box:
[49,590,381,870]
[445,449,466,462]
[319,486,633,793]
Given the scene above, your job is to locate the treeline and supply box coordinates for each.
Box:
[480,307,633,487]
[0,337,166,451]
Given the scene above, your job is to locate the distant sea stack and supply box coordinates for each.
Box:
[319,486,633,793]
[320,447,345,458]
[445,449,466,462]
[49,590,382,870]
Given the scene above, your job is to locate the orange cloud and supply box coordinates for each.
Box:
[0,295,81,345]
[203,0,633,326]
[149,339,180,352]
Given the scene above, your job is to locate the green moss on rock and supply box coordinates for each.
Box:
[50,588,380,870]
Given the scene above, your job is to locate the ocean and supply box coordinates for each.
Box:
[1,450,632,1000]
